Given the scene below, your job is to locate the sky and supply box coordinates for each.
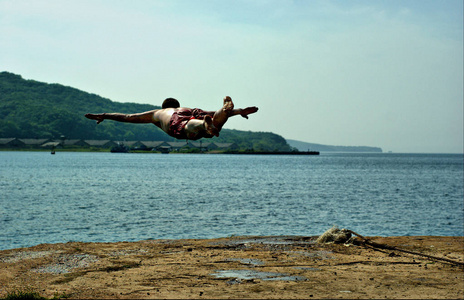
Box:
[1,0,463,153]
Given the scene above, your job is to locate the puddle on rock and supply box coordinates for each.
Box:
[211,269,306,281]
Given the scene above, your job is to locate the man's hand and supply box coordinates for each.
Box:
[85,113,105,124]
[240,107,258,119]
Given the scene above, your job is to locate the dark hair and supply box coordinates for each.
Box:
[162,98,180,109]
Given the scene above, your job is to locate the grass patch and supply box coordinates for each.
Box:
[2,289,70,300]
[3,289,45,300]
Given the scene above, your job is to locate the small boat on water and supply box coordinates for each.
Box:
[111,142,130,153]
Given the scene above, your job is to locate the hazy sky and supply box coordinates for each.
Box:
[1,0,463,153]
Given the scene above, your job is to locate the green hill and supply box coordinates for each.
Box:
[0,72,291,151]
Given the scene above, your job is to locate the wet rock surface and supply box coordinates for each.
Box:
[31,254,99,274]
[0,236,463,299]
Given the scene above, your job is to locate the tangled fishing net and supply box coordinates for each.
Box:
[316,226,352,244]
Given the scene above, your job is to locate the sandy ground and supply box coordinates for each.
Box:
[0,235,463,299]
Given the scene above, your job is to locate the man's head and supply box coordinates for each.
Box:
[162,98,180,109]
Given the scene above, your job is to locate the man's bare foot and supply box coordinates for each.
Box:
[223,96,234,113]
[85,113,104,124]
[204,115,219,137]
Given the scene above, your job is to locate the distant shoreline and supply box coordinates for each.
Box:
[0,149,321,155]
[2,149,462,155]
[224,150,320,155]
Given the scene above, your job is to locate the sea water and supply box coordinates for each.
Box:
[0,152,462,250]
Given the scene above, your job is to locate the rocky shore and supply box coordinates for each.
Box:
[1,235,463,299]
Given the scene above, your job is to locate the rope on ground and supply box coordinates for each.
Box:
[347,229,464,268]
[316,226,464,268]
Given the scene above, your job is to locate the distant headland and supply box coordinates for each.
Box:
[287,139,382,153]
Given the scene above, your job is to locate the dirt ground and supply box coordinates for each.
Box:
[0,235,463,299]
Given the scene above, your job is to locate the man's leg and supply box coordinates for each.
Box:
[183,97,233,138]
[211,96,234,131]
[183,118,215,138]
[85,110,161,124]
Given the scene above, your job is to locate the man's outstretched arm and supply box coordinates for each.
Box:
[85,110,159,124]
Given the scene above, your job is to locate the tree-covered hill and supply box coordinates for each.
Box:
[0,72,291,151]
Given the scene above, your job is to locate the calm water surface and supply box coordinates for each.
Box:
[0,152,463,250]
